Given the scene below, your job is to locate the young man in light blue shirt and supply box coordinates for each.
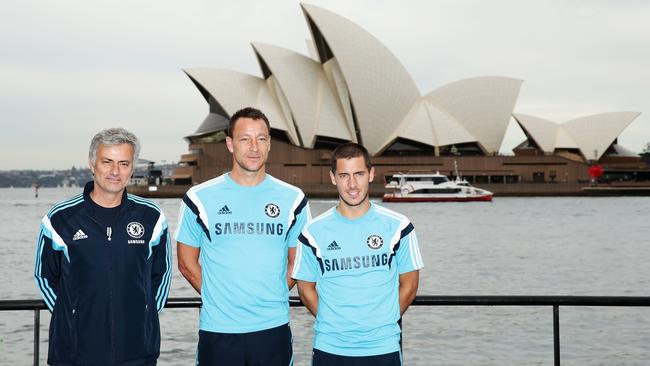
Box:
[292,142,423,365]
[176,107,310,365]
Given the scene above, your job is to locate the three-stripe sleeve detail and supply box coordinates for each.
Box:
[149,211,172,312]
[34,230,56,312]
[155,230,172,313]
[408,230,424,269]
[47,194,83,217]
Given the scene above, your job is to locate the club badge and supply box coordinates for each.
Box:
[366,234,383,249]
[265,203,280,218]
[126,222,145,239]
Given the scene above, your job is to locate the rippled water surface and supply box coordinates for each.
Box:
[1,188,649,365]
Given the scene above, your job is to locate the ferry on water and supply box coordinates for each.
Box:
[383,172,493,202]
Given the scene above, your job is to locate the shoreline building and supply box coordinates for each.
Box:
[169,3,647,196]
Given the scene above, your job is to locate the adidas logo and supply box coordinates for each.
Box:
[217,205,232,215]
[327,241,341,250]
[72,229,88,241]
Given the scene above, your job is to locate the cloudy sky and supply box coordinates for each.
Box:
[1,0,648,170]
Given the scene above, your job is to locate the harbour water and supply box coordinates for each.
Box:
[1,187,649,365]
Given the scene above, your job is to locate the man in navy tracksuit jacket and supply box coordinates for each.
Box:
[34,128,172,365]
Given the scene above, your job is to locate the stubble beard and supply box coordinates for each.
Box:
[234,156,266,174]
[339,191,369,209]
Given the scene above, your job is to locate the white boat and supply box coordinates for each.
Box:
[382,172,493,202]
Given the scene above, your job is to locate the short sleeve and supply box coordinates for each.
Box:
[286,196,311,248]
[174,195,206,248]
[396,228,424,274]
[291,232,320,282]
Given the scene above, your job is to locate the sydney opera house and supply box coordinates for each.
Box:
[167,3,648,196]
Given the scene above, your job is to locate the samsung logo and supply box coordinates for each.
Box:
[324,253,390,272]
[215,222,284,236]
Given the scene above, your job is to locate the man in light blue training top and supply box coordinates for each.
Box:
[292,142,423,365]
[175,107,310,365]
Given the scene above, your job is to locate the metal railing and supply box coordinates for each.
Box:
[2,295,649,366]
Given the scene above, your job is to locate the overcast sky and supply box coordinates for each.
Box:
[1,0,648,170]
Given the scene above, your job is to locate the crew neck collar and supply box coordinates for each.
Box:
[333,202,374,223]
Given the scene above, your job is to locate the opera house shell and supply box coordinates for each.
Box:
[169,3,647,195]
[513,112,641,161]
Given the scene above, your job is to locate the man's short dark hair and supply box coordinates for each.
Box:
[331,142,372,172]
[228,107,271,137]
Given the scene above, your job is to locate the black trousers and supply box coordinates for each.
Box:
[312,349,401,366]
[197,323,292,366]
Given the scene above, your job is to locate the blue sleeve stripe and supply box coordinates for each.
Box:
[295,196,308,216]
[150,227,167,247]
[48,195,83,217]
[155,232,172,312]
[298,233,310,246]
[127,194,162,213]
[182,194,211,241]
[34,232,56,312]
[155,232,171,305]
[41,217,70,262]
[35,233,57,303]
[47,193,82,215]
[299,233,325,275]
[147,213,168,259]
[286,195,309,240]
[387,241,401,270]
[400,223,415,240]
[34,239,56,310]
[387,223,413,269]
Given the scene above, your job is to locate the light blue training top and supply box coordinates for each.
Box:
[292,203,423,356]
[175,173,310,333]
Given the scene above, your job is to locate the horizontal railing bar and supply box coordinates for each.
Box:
[0,300,47,311]
[2,295,650,311]
[409,295,650,307]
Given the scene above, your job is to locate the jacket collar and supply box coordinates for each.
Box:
[83,181,130,216]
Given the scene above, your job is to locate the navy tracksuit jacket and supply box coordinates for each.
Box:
[34,182,172,365]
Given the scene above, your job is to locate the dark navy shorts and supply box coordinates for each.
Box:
[312,349,401,366]
[197,323,292,366]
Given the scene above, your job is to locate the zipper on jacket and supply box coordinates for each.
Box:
[82,204,121,362]
[107,229,117,363]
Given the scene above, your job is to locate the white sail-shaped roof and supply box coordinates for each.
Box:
[514,112,640,160]
[425,102,477,147]
[182,4,645,163]
[391,100,438,148]
[184,68,299,145]
[251,42,353,148]
[424,77,522,153]
[301,3,421,155]
[563,112,641,160]
[390,100,476,150]
[513,113,562,151]
[554,127,579,149]
[610,144,640,157]
[184,5,530,157]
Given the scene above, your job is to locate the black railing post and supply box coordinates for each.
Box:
[553,305,560,366]
[34,309,40,366]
